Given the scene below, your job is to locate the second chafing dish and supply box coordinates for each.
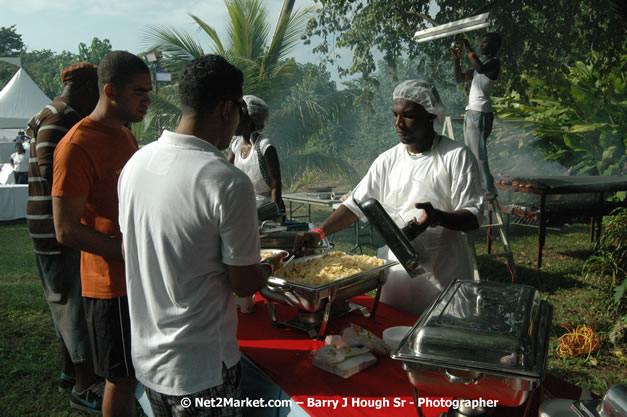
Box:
[260,252,397,339]
[392,279,553,409]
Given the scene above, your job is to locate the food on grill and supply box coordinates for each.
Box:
[496,177,550,190]
[275,251,384,285]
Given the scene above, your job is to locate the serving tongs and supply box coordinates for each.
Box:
[281,248,301,268]
[259,220,287,236]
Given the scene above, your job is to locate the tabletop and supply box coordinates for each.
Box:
[237,295,585,417]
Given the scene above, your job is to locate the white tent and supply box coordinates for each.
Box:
[0,68,51,129]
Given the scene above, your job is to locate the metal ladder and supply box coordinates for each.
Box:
[469,195,518,281]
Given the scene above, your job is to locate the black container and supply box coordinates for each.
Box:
[257,200,280,221]
[356,198,423,276]
[281,221,309,232]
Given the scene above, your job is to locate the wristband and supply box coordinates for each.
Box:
[260,258,274,274]
[311,227,326,240]
[468,52,476,60]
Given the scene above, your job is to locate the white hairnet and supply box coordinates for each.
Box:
[243,95,269,132]
[392,80,446,125]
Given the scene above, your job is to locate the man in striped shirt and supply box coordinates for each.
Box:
[26,62,103,413]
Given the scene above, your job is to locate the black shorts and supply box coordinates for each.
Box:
[83,296,135,379]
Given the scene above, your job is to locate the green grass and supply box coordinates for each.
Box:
[1,215,625,416]
[0,220,146,417]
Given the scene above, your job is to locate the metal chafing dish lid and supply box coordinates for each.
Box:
[392,280,552,379]
[356,198,422,276]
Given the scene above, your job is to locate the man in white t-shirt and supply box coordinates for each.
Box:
[452,32,502,197]
[296,80,484,316]
[118,55,285,417]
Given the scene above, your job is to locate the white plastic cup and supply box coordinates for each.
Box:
[238,294,255,314]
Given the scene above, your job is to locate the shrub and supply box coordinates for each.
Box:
[583,208,627,309]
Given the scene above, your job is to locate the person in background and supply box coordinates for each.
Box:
[26,62,103,413]
[296,80,484,316]
[52,51,152,417]
[452,32,502,198]
[227,95,284,211]
[10,142,29,184]
[18,129,32,153]
[15,129,25,144]
[118,54,284,417]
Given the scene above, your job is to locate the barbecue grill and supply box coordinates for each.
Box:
[495,175,627,268]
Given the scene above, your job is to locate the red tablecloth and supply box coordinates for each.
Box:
[237,295,584,417]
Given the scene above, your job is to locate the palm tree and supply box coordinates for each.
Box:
[143,0,305,99]
[266,76,361,190]
[139,0,359,189]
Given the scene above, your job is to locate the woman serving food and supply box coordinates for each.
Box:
[228,95,284,212]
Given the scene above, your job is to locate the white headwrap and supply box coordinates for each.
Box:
[393,80,446,125]
[243,95,269,132]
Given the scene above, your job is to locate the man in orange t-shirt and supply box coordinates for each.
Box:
[52,50,151,417]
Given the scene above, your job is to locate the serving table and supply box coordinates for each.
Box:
[0,184,27,221]
[495,176,627,268]
[237,295,586,417]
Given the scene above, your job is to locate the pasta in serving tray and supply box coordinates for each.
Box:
[274,251,384,286]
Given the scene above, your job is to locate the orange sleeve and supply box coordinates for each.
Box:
[52,139,95,198]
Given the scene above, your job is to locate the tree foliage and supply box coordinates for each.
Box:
[142,0,309,100]
[493,51,626,176]
[0,26,112,99]
[265,62,360,189]
[0,25,26,90]
[78,38,113,65]
[20,50,77,99]
[139,0,360,190]
[138,0,309,133]
[306,0,627,97]
[0,25,24,56]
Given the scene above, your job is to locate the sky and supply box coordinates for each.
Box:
[0,0,327,69]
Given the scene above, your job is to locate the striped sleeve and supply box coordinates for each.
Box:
[35,106,80,183]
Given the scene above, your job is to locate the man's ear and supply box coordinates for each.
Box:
[219,99,233,120]
[103,84,115,100]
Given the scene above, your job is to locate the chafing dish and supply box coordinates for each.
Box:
[259,230,331,256]
[392,279,553,410]
[260,252,397,339]
[539,384,627,417]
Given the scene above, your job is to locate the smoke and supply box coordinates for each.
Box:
[490,118,573,178]
[488,118,605,210]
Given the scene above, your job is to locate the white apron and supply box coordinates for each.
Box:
[378,138,474,316]
[231,136,272,199]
